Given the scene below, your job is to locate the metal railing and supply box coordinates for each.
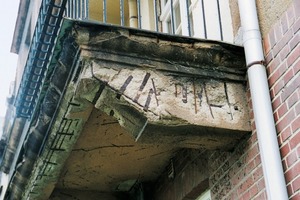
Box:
[66,0,89,19]
[65,0,231,42]
[15,0,68,118]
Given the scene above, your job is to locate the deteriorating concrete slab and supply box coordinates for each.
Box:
[71,21,251,149]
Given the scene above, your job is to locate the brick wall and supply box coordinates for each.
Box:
[263,0,300,199]
[208,132,266,199]
[210,0,300,199]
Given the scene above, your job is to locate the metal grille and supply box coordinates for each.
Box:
[65,0,229,41]
[65,0,89,19]
[15,0,68,118]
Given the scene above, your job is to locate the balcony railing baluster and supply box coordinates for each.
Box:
[154,0,159,32]
[216,0,223,41]
[103,0,107,23]
[170,0,175,34]
[137,0,141,29]
[64,0,230,42]
[120,0,125,26]
[201,0,207,39]
[186,0,191,37]
[78,0,81,18]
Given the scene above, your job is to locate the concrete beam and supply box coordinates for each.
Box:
[71,22,251,149]
[74,61,250,149]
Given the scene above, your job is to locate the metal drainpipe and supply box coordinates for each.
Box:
[238,0,289,199]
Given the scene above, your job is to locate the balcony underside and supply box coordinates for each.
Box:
[16,19,250,199]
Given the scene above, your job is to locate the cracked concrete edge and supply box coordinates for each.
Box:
[78,57,251,131]
[23,84,94,200]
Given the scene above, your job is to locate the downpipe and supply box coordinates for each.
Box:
[238,0,289,199]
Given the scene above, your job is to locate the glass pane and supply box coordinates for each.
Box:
[174,4,181,30]
[189,11,194,36]
[167,18,172,33]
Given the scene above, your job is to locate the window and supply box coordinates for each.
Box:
[160,0,185,35]
[160,0,233,42]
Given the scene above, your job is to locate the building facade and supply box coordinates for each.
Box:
[0,0,299,199]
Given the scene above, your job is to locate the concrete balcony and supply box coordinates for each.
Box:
[20,19,249,199]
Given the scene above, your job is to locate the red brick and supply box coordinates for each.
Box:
[293,58,300,75]
[254,154,261,166]
[283,159,288,171]
[280,142,291,158]
[263,35,271,55]
[257,178,266,192]
[278,134,282,145]
[254,191,267,200]
[280,127,292,143]
[274,111,279,122]
[252,165,263,182]
[289,32,300,51]
[273,29,293,57]
[281,74,300,101]
[249,132,258,146]
[292,115,300,132]
[246,143,259,162]
[285,162,300,184]
[267,56,280,75]
[288,43,300,67]
[246,159,256,175]
[296,101,300,115]
[241,191,251,200]
[291,193,300,200]
[269,61,287,87]
[270,88,276,99]
[280,44,291,61]
[249,185,258,197]
[265,51,273,65]
[273,79,285,96]
[290,131,300,149]
[242,176,254,192]
[278,103,288,118]
[283,68,295,85]
[288,186,294,199]
[272,96,282,110]
[288,91,299,108]
[276,109,296,133]
[287,150,298,167]
[292,176,300,192]
[287,184,293,197]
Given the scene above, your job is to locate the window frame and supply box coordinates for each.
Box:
[159,0,233,42]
